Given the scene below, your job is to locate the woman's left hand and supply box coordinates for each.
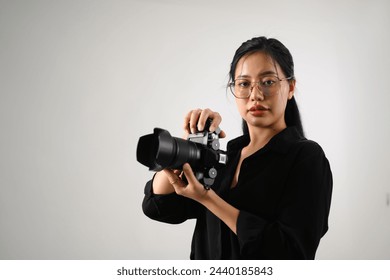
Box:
[163,163,209,203]
[165,164,239,235]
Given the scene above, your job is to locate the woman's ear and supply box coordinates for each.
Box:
[288,79,296,100]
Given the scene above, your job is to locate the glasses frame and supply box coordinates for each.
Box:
[228,76,294,99]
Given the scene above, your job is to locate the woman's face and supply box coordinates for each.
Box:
[234,51,295,134]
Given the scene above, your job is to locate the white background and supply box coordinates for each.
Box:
[0,0,389,259]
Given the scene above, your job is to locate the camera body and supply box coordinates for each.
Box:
[186,124,227,189]
[136,120,227,189]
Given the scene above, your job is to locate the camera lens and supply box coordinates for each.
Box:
[137,128,202,171]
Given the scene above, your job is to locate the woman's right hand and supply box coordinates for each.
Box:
[152,108,225,195]
[183,108,226,138]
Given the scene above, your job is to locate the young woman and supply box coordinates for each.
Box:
[142,36,333,259]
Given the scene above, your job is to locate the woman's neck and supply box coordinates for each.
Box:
[246,125,286,151]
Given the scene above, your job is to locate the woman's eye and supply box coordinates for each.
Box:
[261,78,276,87]
[237,81,250,88]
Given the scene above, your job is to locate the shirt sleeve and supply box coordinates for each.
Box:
[142,175,201,224]
[236,143,333,259]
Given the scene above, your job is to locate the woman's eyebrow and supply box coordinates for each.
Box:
[236,70,277,79]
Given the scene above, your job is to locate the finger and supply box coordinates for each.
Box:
[208,111,222,133]
[197,108,211,132]
[183,111,192,135]
[183,109,223,134]
[183,109,202,134]
[173,169,184,180]
[163,169,180,185]
[189,109,202,133]
[197,109,222,133]
[173,169,182,176]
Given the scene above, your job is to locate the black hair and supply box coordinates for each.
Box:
[228,36,304,137]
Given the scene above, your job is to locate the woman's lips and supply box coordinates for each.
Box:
[248,105,269,116]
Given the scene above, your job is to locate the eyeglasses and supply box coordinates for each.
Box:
[228,76,293,99]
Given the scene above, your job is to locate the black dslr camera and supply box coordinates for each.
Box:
[136,120,227,189]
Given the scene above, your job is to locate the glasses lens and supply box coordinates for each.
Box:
[259,76,280,96]
[231,79,251,98]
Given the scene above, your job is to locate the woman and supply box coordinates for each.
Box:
[142,36,333,259]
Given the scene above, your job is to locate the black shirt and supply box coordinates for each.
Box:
[142,126,333,259]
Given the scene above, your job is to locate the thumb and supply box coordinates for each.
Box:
[219,130,226,138]
[182,163,197,184]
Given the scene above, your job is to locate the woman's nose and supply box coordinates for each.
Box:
[250,84,265,101]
